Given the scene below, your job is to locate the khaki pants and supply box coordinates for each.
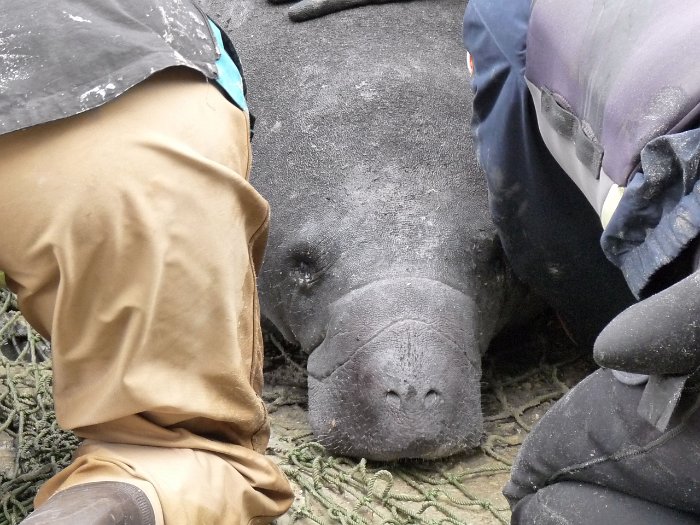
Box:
[0,68,293,524]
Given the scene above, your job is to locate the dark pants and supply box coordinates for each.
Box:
[462,0,634,348]
[463,0,700,522]
[506,370,700,524]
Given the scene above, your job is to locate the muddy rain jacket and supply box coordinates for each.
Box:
[0,0,246,136]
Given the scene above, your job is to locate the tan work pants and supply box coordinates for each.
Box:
[0,68,293,524]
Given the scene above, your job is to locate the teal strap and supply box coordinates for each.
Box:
[208,20,247,112]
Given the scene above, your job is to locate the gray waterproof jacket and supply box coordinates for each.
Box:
[526,0,700,297]
[0,0,241,135]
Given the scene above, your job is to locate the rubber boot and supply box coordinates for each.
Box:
[21,481,156,525]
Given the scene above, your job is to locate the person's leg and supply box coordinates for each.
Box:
[512,481,700,525]
[0,67,292,524]
[505,369,700,518]
[464,0,634,346]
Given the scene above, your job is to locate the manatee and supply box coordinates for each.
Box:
[203,0,530,461]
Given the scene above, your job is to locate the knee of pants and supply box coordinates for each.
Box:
[463,0,530,71]
[511,481,700,525]
[505,369,700,516]
[503,370,631,504]
[462,0,534,179]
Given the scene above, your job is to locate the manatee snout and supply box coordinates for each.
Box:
[307,278,483,461]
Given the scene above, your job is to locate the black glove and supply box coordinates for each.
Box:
[594,270,700,376]
[268,0,394,22]
[594,270,700,431]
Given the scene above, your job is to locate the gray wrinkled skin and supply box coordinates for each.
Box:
[203,0,529,460]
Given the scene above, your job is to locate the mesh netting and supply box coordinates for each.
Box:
[0,291,79,525]
[0,288,593,524]
[262,325,593,525]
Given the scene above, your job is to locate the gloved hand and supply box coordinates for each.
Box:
[593,270,700,377]
[594,269,700,431]
[269,0,394,22]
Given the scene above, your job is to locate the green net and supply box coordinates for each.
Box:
[262,325,593,525]
[0,291,79,525]
[0,288,593,524]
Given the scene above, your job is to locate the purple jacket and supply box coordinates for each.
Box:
[526,0,700,297]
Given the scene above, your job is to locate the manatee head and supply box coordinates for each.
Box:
[257,187,519,460]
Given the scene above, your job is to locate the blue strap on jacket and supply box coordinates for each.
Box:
[208,19,247,112]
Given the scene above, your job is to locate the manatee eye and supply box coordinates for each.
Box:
[287,239,338,293]
[294,257,315,287]
[289,250,322,291]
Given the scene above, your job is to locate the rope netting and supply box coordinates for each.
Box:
[0,288,594,525]
[262,325,594,525]
[0,291,80,525]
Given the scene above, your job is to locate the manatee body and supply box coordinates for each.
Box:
[205,0,527,461]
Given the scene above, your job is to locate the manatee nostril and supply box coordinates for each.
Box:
[424,389,440,408]
[385,390,401,408]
